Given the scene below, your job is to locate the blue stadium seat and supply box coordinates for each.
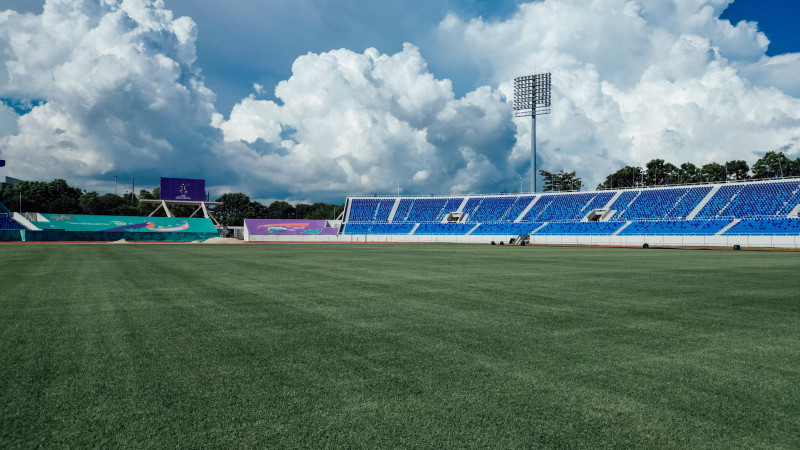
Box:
[534,222,625,235]
[343,181,800,238]
[0,216,26,230]
[723,218,800,236]
[618,219,731,236]
[695,181,800,219]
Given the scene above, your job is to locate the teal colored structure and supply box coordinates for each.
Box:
[18,214,219,242]
[19,229,216,242]
[0,230,22,241]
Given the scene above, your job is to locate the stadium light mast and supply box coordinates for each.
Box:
[514,73,551,193]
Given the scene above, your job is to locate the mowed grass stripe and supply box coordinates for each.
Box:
[0,244,798,447]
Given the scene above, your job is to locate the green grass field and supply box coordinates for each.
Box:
[1,244,798,448]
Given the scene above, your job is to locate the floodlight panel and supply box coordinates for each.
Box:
[513,73,552,117]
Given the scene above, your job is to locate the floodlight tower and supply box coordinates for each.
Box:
[514,73,551,193]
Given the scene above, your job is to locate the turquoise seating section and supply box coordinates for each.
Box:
[31,214,217,234]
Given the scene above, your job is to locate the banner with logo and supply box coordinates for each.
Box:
[160,177,205,201]
[245,219,339,235]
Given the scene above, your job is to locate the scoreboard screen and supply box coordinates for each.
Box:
[160,177,205,202]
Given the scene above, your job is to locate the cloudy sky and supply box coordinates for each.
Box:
[0,0,798,203]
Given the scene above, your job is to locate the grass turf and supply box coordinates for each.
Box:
[1,244,798,448]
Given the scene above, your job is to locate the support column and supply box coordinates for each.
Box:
[531,115,537,193]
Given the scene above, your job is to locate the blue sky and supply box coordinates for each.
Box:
[174,0,799,113]
[6,0,794,116]
[0,0,798,202]
[175,0,799,113]
[720,0,799,55]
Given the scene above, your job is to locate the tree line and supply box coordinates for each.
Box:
[596,151,800,189]
[533,151,800,192]
[0,180,343,226]
[2,151,796,222]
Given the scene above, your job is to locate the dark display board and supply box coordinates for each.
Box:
[160,177,205,201]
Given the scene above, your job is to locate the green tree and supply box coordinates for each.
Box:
[752,151,797,178]
[99,193,128,215]
[700,163,726,183]
[724,160,750,181]
[597,166,642,189]
[79,191,101,214]
[678,163,701,184]
[0,179,82,213]
[539,170,582,192]
[305,203,344,220]
[214,193,257,226]
[267,200,295,219]
[645,159,679,186]
[295,203,313,219]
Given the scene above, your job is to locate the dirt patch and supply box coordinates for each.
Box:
[108,239,130,244]
[203,237,244,244]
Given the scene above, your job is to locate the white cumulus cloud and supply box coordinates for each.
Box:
[214,44,517,198]
[1,0,799,201]
[0,0,222,191]
[435,0,800,187]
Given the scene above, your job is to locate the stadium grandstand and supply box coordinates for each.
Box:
[323,178,800,248]
[0,201,26,241]
[0,206,219,242]
[0,176,221,242]
[5,178,800,246]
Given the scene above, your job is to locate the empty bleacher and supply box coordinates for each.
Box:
[342,179,800,245]
[723,218,800,236]
[694,181,800,219]
[534,221,626,236]
[0,202,26,240]
[524,192,614,223]
[617,219,732,236]
[0,216,25,230]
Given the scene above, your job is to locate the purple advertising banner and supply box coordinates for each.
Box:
[160,177,205,202]
[245,219,339,236]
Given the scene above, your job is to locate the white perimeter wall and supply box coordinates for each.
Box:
[245,232,800,248]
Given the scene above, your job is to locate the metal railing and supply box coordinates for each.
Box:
[350,175,800,198]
